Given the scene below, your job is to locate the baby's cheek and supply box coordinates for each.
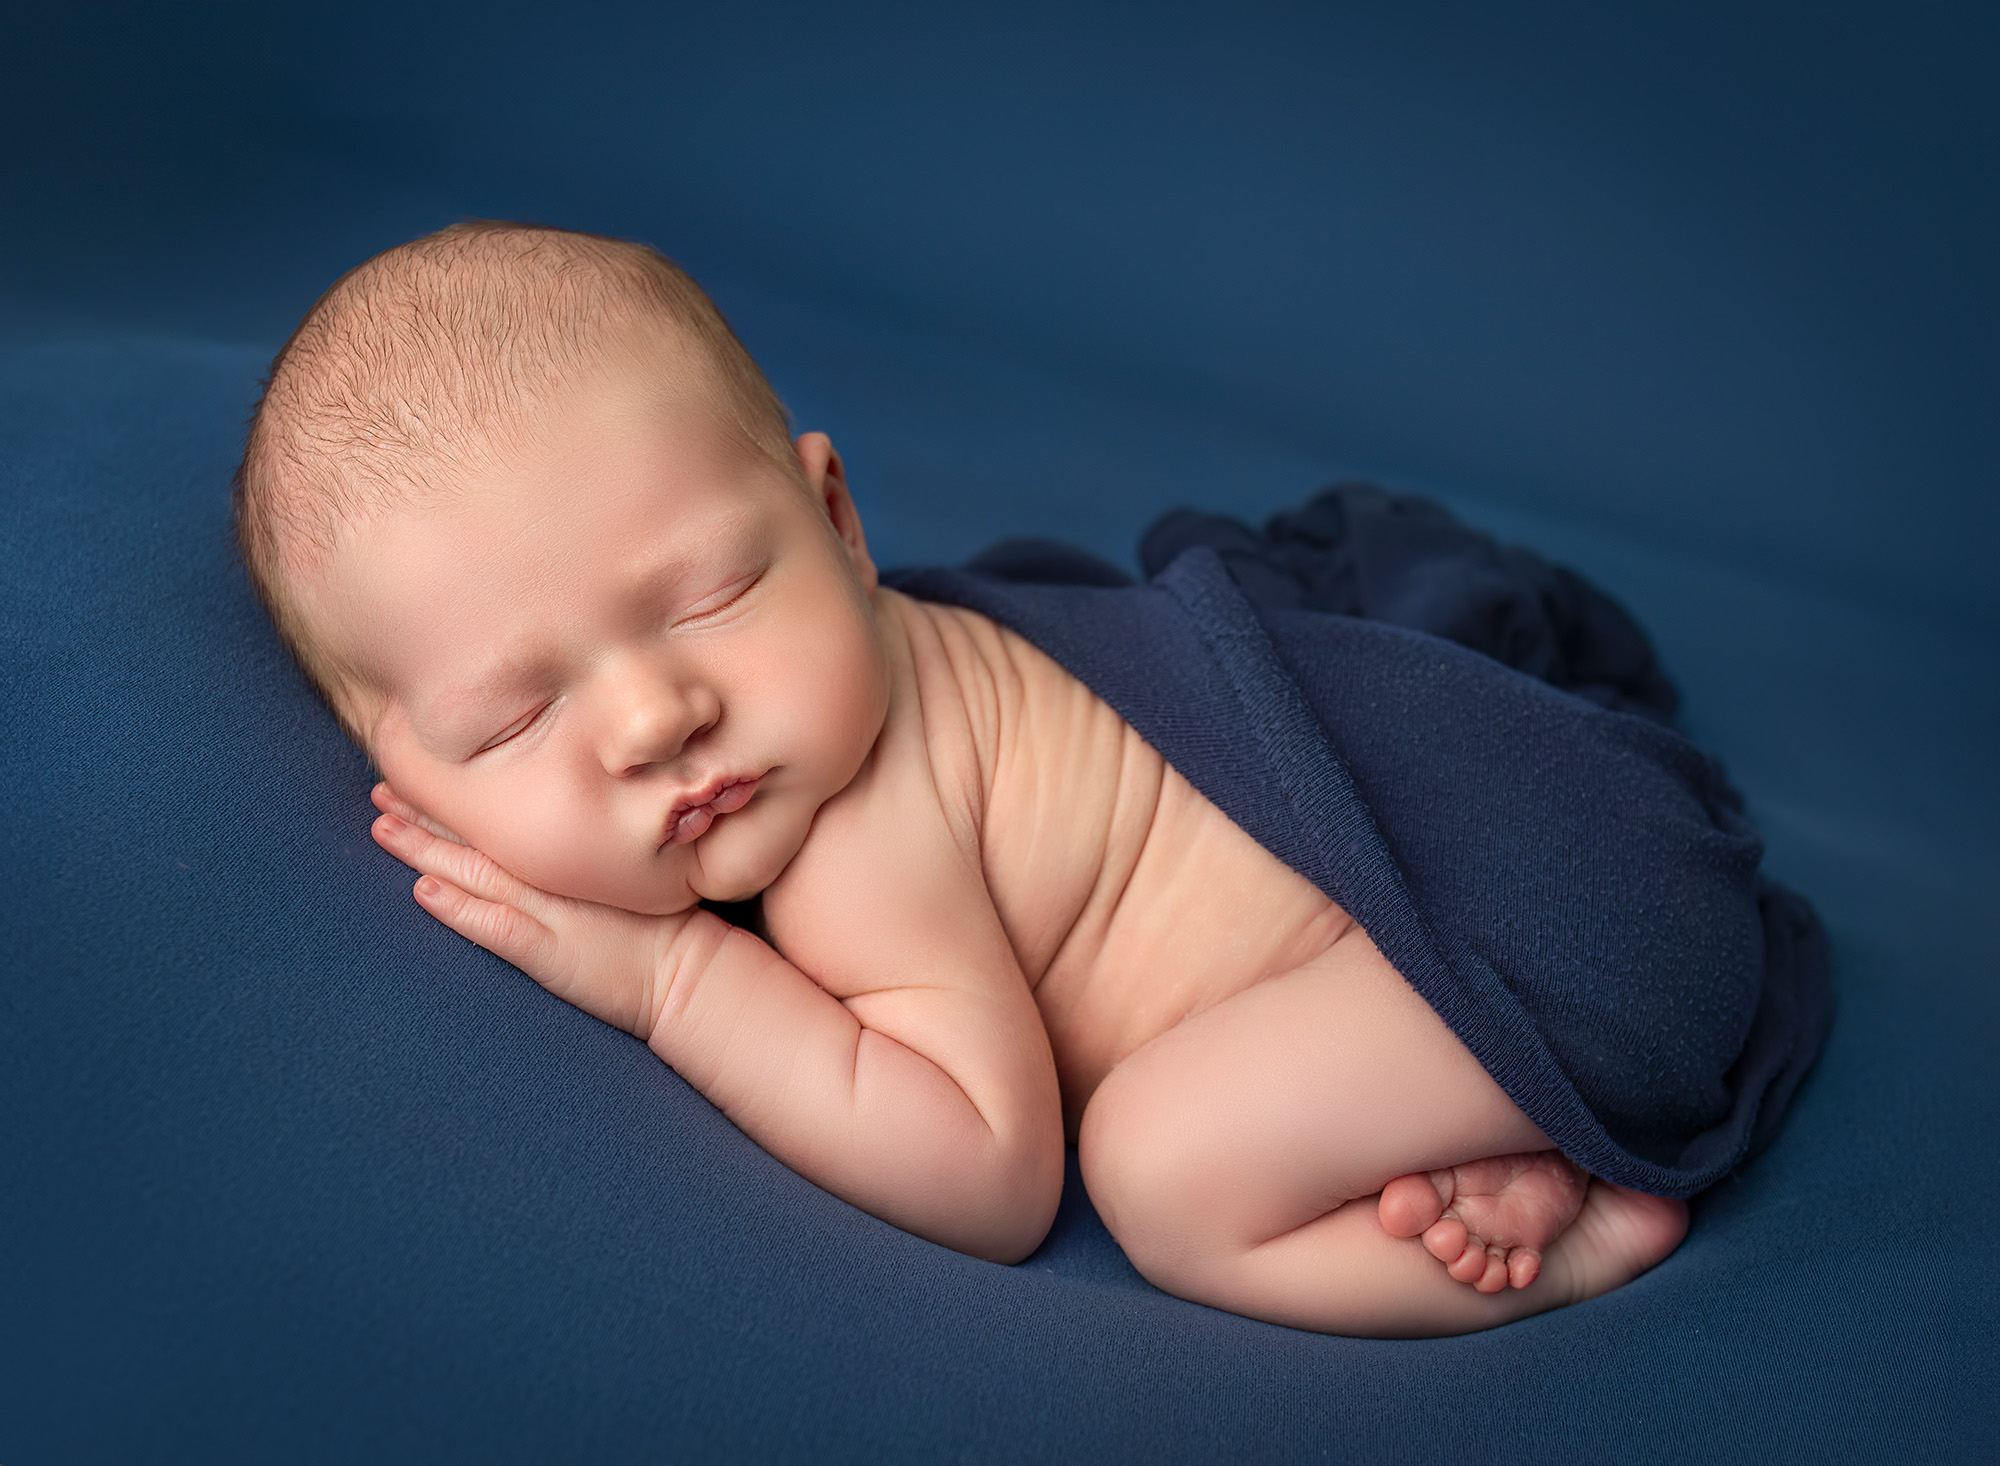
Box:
[789,606,888,769]
[495,784,625,900]
[454,766,693,915]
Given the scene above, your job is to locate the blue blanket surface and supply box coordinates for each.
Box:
[890,489,1832,1195]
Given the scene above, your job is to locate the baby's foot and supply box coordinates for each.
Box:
[1377,1151,1589,1293]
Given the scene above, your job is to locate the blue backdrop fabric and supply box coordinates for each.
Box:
[4,3,1998,1462]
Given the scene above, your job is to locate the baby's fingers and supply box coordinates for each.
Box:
[372,783,467,844]
[372,812,531,911]
[413,875,559,979]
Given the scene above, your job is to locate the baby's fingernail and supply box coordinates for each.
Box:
[377,814,405,834]
[416,876,440,898]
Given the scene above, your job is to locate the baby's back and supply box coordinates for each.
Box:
[890,594,1356,1136]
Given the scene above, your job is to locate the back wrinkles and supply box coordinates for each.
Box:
[894,594,1357,1138]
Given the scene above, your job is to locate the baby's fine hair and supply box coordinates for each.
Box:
[233,220,793,735]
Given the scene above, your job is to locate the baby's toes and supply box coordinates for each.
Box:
[1507,1246,1543,1290]
[1474,1250,1510,1294]
[1446,1237,1492,1285]
[1379,1171,1451,1239]
[1421,1216,1470,1267]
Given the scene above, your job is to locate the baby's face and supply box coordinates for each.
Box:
[307,366,890,914]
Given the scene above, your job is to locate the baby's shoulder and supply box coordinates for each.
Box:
[884,589,1171,953]
[887,590,1139,800]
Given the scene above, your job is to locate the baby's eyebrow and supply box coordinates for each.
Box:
[629,554,702,610]
[621,529,763,624]
[409,653,552,748]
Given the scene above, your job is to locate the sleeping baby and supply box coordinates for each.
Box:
[234,221,1829,1338]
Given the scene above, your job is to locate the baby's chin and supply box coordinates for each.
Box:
[586,830,800,915]
[680,800,816,906]
[681,843,797,908]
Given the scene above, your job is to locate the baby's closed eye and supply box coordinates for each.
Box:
[671,566,766,629]
[475,699,558,755]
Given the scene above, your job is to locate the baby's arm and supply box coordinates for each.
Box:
[370,788,1065,1264]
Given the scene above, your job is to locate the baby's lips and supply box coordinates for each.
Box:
[663,775,762,846]
[706,778,760,816]
[670,804,717,844]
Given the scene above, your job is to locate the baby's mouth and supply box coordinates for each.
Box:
[663,775,762,847]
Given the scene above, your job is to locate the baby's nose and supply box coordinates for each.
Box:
[597,664,719,776]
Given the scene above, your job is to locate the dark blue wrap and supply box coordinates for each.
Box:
[886,488,1833,1197]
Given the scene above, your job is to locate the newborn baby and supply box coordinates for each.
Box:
[235,221,1712,1338]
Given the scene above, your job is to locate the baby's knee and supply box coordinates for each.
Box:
[1077,1064,1250,1295]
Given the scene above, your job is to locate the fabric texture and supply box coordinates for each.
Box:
[888,501,1831,1196]
[1138,484,1682,722]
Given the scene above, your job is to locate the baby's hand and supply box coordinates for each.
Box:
[369,783,690,1041]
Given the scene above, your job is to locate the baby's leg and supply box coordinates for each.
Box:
[1076,928,1686,1337]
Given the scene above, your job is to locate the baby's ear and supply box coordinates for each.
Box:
[794,432,877,590]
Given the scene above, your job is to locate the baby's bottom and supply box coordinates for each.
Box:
[1076,929,1687,1337]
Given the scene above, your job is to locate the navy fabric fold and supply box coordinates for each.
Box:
[886,504,1832,1196]
[1150,484,1680,721]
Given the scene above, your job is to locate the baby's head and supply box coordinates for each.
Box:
[237,221,890,913]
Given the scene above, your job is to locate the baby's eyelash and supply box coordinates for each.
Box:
[677,570,764,625]
[475,701,552,755]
